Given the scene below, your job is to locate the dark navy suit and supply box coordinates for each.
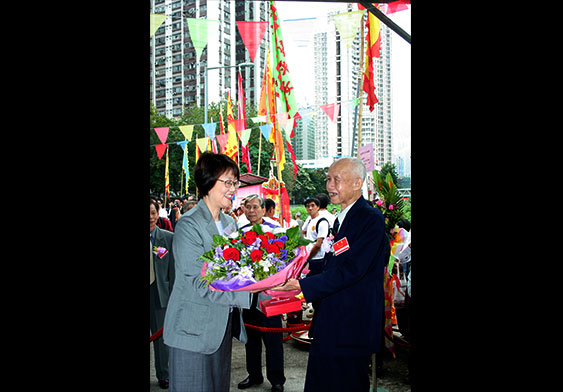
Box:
[299,196,389,391]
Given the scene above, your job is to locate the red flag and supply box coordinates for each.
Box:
[358,3,381,112]
[385,0,410,14]
[236,21,268,62]
[155,143,167,160]
[285,140,298,179]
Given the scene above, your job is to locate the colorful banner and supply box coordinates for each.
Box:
[358,3,381,111]
[164,145,170,200]
[269,1,298,119]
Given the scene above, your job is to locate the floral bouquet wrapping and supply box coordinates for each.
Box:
[200,223,311,297]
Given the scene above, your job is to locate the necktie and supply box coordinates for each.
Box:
[333,217,340,236]
[150,238,155,285]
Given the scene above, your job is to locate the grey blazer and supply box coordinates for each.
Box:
[163,199,251,354]
[152,226,175,308]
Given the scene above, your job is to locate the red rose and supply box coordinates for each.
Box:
[223,247,240,261]
[264,232,276,240]
[241,230,258,246]
[265,244,281,254]
[272,240,285,250]
[250,249,264,262]
[257,234,269,247]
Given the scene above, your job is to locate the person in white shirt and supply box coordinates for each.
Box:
[303,197,331,277]
[315,193,336,228]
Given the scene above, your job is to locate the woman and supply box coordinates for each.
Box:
[163,152,252,392]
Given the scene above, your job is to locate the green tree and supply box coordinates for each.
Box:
[379,162,399,186]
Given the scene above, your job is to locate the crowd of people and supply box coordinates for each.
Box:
[150,151,412,392]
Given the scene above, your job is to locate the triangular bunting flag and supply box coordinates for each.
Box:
[259,123,273,141]
[232,119,245,140]
[178,125,194,140]
[154,127,169,145]
[215,133,228,153]
[332,10,365,48]
[320,103,340,123]
[155,144,167,160]
[282,117,295,136]
[186,18,219,61]
[236,21,268,62]
[150,14,167,38]
[201,122,217,140]
[276,112,289,131]
[196,137,210,153]
[240,128,252,146]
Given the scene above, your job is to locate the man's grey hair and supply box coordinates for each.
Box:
[331,157,366,182]
[243,194,265,208]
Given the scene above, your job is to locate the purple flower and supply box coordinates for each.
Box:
[278,235,289,242]
[279,249,288,260]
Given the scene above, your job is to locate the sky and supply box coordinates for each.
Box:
[274,1,411,166]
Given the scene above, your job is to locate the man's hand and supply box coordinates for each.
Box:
[271,278,301,292]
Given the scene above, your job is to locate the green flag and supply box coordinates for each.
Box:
[269,1,298,119]
[186,18,219,61]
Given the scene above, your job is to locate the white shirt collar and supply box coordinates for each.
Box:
[336,198,359,228]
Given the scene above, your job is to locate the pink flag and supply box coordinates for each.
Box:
[155,144,167,160]
[215,133,228,153]
[236,21,268,62]
[154,127,169,145]
[320,103,340,123]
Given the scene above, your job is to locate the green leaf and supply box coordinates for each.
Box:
[285,225,300,242]
[251,223,264,235]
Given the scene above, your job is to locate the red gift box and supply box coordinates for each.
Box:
[260,296,305,317]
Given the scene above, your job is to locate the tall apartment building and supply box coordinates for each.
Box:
[150,0,269,118]
[293,112,316,160]
[312,6,393,171]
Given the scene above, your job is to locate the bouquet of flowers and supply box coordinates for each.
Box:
[200,223,311,295]
[372,170,408,235]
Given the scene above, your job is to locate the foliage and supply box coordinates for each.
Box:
[371,169,407,234]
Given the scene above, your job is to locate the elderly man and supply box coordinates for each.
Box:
[238,194,280,232]
[274,157,389,392]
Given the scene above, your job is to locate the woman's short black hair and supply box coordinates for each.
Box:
[194,152,240,197]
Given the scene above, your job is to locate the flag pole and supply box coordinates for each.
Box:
[257,125,262,176]
[357,14,365,157]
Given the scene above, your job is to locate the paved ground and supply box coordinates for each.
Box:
[150,325,411,392]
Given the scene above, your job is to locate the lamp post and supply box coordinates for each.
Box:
[204,62,254,123]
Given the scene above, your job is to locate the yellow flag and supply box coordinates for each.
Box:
[178,125,194,140]
[150,14,167,38]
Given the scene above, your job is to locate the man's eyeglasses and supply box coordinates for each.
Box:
[217,179,241,189]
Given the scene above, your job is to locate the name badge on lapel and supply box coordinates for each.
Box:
[332,237,350,256]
